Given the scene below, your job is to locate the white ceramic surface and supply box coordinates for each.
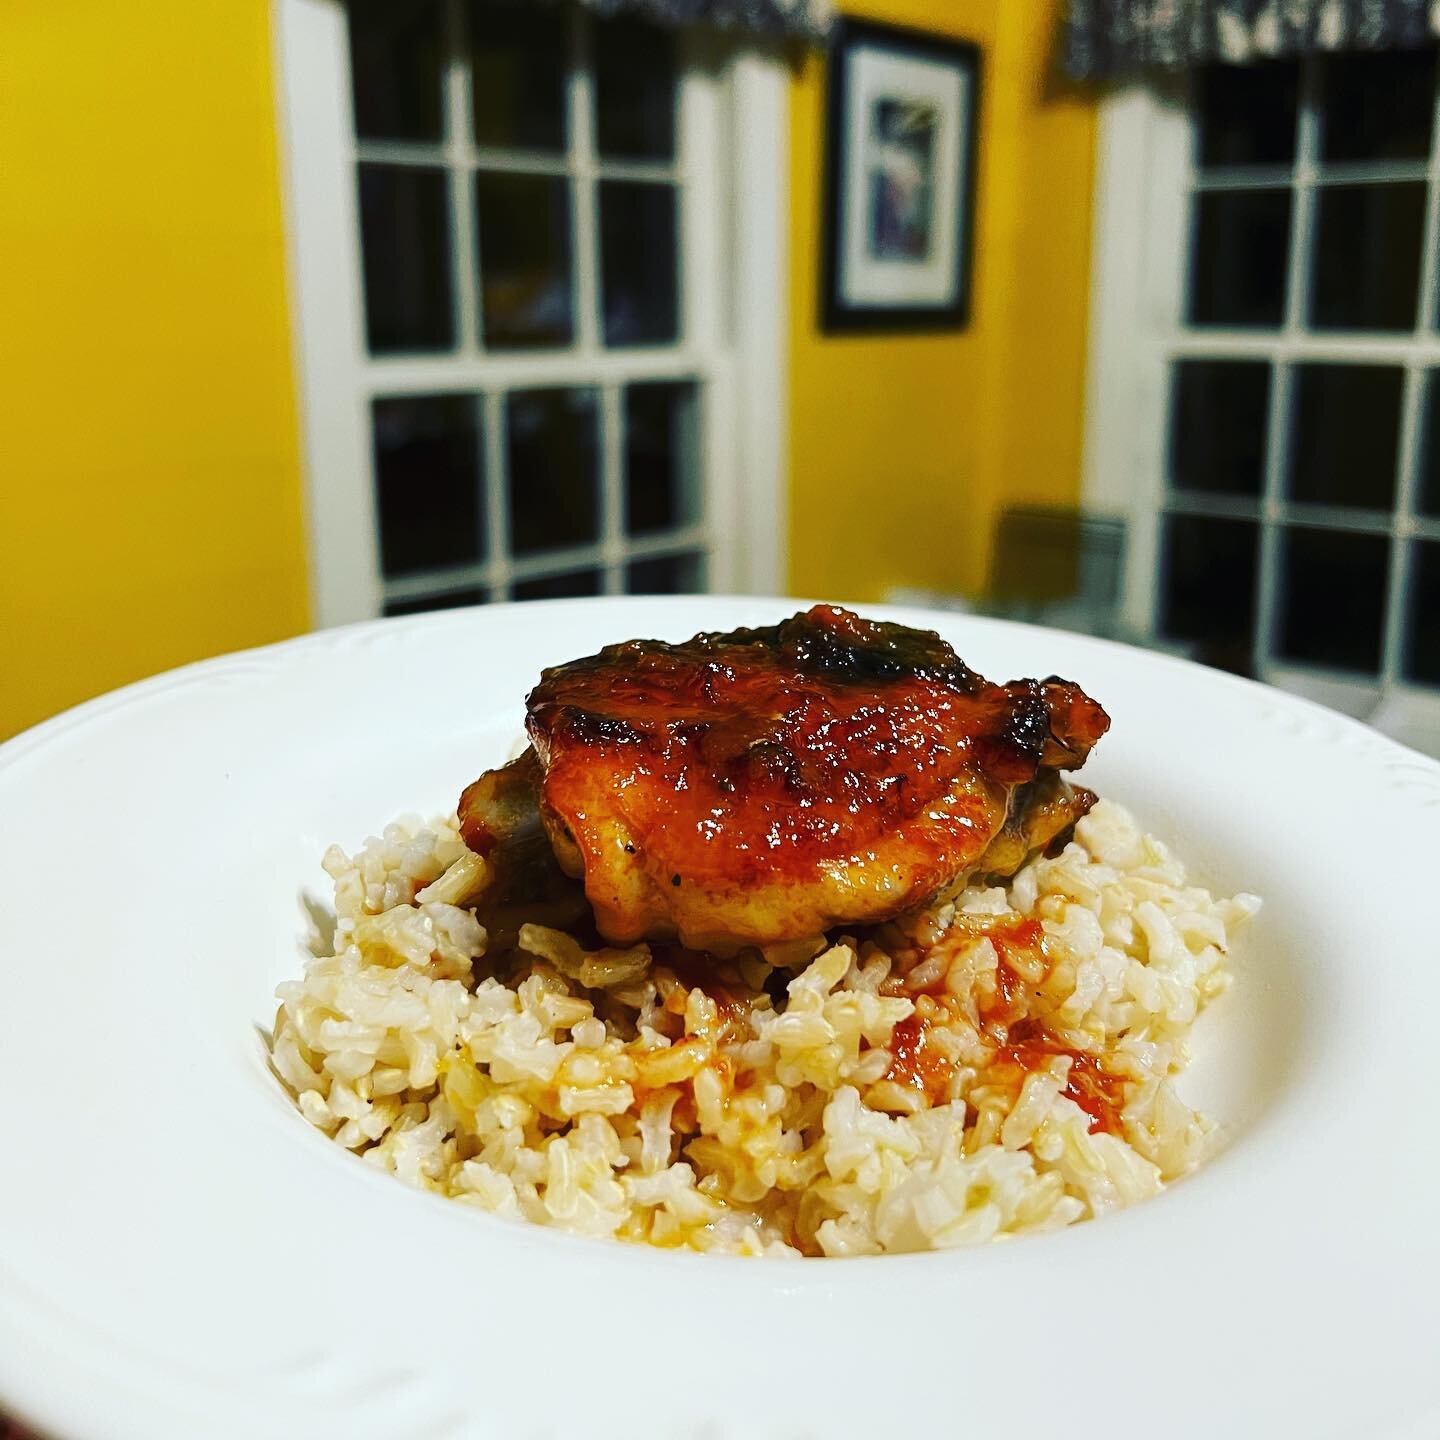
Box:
[2,597,1438,1440]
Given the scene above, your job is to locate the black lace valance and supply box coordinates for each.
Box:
[565,0,830,38]
[1061,0,1439,78]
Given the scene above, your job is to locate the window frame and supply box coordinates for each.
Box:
[1084,65,1440,724]
[273,0,790,624]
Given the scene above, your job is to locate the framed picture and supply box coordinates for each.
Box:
[821,18,980,333]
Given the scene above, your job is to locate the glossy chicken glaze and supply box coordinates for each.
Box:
[463,606,1110,949]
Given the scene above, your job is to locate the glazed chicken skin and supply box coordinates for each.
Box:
[460,605,1109,951]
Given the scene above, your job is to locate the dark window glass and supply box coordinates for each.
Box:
[1278,527,1390,674]
[372,395,482,577]
[600,181,678,346]
[512,569,604,600]
[470,0,567,150]
[1196,61,1300,167]
[506,388,599,555]
[626,552,706,594]
[595,17,676,160]
[1418,373,1440,519]
[1159,515,1260,672]
[358,165,454,353]
[1188,189,1291,327]
[1169,359,1270,497]
[1311,183,1424,331]
[1320,48,1436,162]
[384,587,488,616]
[1405,540,1440,684]
[1288,364,1402,511]
[625,382,699,535]
[475,172,573,348]
[348,0,444,142]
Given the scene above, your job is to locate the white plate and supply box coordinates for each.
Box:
[2,597,1438,1440]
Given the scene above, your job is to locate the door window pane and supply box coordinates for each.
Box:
[1159,515,1260,671]
[513,570,604,600]
[600,182,678,346]
[626,382,700,535]
[1405,541,1440,685]
[385,587,488,617]
[470,0,568,151]
[1188,189,1291,327]
[348,0,444,142]
[1419,374,1440,520]
[1288,364,1402,511]
[627,552,705,594]
[475,172,573,348]
[507,389,599,555]
[1169,360,1270,497]
[1311,183,1424,331]
[372,395,483,576]
[1277,527,1391,674]
[358,165,454,353]
[595,17,676,161]
[1196,61,1299,167]
[1319,48,1436,162]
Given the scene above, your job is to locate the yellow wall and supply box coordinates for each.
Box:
[788,0,1097,602]
[0,2,310,740]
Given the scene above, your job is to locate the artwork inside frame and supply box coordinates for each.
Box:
[821,17,981,333]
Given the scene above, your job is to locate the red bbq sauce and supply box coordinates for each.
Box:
[882,1013,954,1103]
[992,1038,1126,1136]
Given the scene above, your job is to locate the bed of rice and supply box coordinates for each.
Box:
[269,799,1259,1257]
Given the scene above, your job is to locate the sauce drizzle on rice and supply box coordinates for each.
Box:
[996,1026,1128,1137]
[882,1013,954,1102]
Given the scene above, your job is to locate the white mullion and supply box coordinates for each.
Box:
[483,389,511,597]
[1165,332,1440,363]
[443,0,481,355]
[416,530,709,593]
[1381,65,1440,684]
[1166,491,1402,533]
[471,391,488,574]
[1195,158,1429,190]
[1282,501,1398,533]
[599,383,625,594]
[378,534,718,600]
[619,524,708,563]
[384,561,497,603]
[1383,371,1423,684]
[471,150,570,177]
[1163,491,1264,523]
[591,159,681,184]
[1252,360,1292,672]
[568,9,602,353]
[473,152,678,184]
[510,544,606,581]
[360,349,709,393]
[1254,56,1321,676]
[362,145,679,182]
[353,140,451,167]
[1191,163,1295,191]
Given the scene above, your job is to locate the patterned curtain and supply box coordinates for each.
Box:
[1060,0,1439,78]
[570,0,831,37]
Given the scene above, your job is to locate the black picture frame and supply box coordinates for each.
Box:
[820,17,981,334]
